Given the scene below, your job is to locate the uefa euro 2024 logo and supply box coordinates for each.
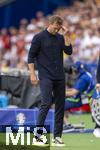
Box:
[6,113,47,145]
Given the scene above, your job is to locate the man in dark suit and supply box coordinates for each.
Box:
[28,15,72,146]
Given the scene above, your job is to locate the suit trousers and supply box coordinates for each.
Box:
[36,78,65,138]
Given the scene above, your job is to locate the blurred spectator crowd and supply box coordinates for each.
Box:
[0,0,100,73]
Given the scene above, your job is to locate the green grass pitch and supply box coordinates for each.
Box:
[0,114,100,150]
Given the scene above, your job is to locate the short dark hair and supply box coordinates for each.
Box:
[48,15,63,25]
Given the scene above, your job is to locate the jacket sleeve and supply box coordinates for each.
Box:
[28,34,41,63]
[96,56,100,83]
[61,36,73,55]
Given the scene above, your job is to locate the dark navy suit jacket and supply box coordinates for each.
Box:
[28,29,72,80]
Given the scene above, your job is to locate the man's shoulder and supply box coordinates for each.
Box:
[77,73,87,83]
[80,72,93,83]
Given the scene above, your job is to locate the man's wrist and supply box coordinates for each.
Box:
[65,42,71,46]
[30,71,36,75]
[64,35,72,46]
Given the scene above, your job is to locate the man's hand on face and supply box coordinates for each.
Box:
[61,26,71,45]
[61,26,69,35]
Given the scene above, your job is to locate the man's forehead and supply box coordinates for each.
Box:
[53,22,62,26]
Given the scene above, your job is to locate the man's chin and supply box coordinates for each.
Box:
[52,31,57,35]
[52,32,56,35]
